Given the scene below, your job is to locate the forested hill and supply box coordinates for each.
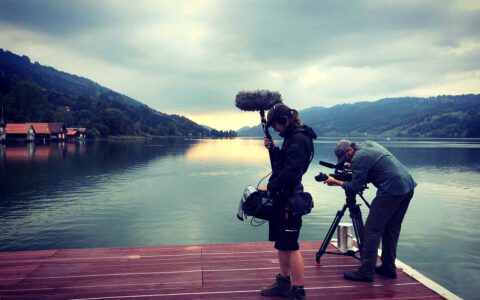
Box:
[0,49,234,138]
[238,95,480,138]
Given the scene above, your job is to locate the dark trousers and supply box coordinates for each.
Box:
[358,189,414,276]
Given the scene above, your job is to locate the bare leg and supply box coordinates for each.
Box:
[278,250,290,276]
[278,250,304,286]
[289,250,305,286]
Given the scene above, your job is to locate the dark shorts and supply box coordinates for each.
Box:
[269,214,302,251]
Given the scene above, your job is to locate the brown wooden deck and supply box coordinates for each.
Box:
[0,241,452,299]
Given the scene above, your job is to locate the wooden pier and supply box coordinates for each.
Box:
[0,241,459,299]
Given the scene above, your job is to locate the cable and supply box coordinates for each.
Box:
[251,217,267,226]
[256,171,272,189]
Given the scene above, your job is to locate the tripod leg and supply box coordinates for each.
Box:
[349,205,365,258]
[316,204,348,264]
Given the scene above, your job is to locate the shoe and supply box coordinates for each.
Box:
[344,271,373,282]
[260,273,291,297]
[375,266,397,279]
[289,285,306,300]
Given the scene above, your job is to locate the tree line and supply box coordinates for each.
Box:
[0,49,236,139]
[238,95,480,138]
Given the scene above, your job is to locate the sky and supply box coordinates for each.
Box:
[0,0,479,130]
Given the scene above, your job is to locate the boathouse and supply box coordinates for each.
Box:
[4,124,36,142]
[25,123,67,143]
[25,123,50,143]
[66,127,87,141]
[48,123,67,141]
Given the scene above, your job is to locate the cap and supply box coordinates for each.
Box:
[334,139,352,164]
[266,103,292,127]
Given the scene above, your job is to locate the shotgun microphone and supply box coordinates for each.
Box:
[235,90,282,112]
[234,90,283,169]
[319,161,337,169]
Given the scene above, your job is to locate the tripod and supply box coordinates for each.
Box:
[315,190,370,264]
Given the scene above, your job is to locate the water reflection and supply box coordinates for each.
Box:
[3,143,36,161]
[0,138,479,300]
[0,139,199,209]
[0,143,86,163]
[186,138,267,163]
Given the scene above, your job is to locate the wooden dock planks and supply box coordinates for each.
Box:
[0,242,446,299]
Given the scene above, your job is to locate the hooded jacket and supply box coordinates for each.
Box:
[267,124,317,196]
[343,141,417,196]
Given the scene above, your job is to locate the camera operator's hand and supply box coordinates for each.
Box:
[324,175,344,187]
[257,185,268,191]
[264,137,275,149]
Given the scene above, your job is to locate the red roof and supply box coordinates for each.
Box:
[5,124,35,134]
[48,123,65,134]
[67,127,86,133]
[66,130,78,136]
[25,123,51,134]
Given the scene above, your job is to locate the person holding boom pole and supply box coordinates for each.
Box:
[235,91,317,300]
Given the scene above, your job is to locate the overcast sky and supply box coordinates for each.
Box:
[1,0,479,130]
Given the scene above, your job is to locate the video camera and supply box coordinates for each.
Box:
[314,161,353,182]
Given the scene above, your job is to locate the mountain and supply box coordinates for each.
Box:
[0,49,212,138]
[237,126,252,132]
[238,95,480,138]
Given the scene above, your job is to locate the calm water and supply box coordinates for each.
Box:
[1,138,479,299]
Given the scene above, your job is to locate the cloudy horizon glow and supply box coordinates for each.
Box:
[1,0,479,130]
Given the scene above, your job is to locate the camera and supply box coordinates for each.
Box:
[314,161,353,182]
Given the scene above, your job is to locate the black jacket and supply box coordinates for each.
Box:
[267,124,317,197]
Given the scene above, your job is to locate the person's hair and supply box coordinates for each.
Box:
[288,109,303,126]
[350,142,357,150]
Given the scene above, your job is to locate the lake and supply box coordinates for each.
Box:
[1,138,479,299]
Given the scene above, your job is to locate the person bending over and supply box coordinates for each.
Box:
[325,139,416,282]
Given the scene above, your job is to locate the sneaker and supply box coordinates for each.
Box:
[344,271,373,282]
[375,266,397,279]
[290,285,306,300]
[260,273,291,297]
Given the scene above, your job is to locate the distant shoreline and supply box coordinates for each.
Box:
[236,136,480,141]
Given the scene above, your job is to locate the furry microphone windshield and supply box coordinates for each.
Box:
[235,90,283,112]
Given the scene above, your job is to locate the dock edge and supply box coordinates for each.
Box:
[331,239,462,300]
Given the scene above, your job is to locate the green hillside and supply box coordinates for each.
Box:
[0,49,235,138]
[238,95,480,138]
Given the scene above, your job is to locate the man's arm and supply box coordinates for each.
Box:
[324,175,344,187]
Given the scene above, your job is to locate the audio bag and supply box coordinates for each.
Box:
[237,186,276,221]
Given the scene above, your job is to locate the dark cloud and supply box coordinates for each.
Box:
[0,0,479,117]
[0,0,116,35]
[207,0,479,67]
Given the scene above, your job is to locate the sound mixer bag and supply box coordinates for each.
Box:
[237,186,276,221]
[237,186,313,221]
[287,191,314,217]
